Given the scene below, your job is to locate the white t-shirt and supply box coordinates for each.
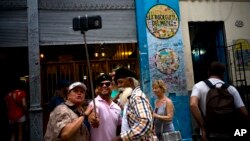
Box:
[121,103,130,132]
[191,78,245,116]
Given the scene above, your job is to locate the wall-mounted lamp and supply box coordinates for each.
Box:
[40,53,44,59]
[101,52,106,57]
[127,64,131,69]
[121,51,132,56]
[83,75,87,80]
[94,52,99,57]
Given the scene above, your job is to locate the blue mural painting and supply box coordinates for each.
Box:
[135,0,192,140]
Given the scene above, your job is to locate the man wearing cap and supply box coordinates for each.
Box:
[88,74,122,141]
[44,82,93,141]
[111,68,154,141]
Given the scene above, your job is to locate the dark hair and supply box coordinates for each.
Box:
[208,62,225,77]
[57,80,70,89]
[114,67,137,83]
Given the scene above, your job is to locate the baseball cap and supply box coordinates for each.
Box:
[68,82,87,92]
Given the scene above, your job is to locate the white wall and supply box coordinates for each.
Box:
[179,1,250,90]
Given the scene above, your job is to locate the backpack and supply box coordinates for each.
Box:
[203,79,235,134]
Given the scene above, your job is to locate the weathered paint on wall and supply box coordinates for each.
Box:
[135,0,192,140]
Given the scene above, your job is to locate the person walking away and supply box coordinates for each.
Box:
[44,81,93,141]
[5,81,27,141]
[152,79,175,141]
[190,61,248,141]
[111,67,154,141]
[87,74,122,141]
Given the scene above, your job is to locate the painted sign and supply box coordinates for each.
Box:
[146,5,179,39]
[135,0,191,140]
[146,3,186,95]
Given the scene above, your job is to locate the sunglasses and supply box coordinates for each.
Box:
[99,82,111,87]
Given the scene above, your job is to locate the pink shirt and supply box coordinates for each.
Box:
[89,96,121,141]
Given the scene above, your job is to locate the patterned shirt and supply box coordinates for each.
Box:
[121,87,154,141]
[44,101,89,141]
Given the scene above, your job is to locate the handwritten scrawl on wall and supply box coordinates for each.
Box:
[233,39,250,70]
[146,4,187,96]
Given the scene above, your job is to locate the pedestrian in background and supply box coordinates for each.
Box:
[110,67,121,103]
[48,80,70,112]
[5,80,27,141]
[44,82,93,141]
[152,79,175,141]
[190,61,248,141]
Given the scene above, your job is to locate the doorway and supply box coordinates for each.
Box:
[188,21,227,83]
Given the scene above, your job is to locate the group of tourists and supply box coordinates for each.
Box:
[5,62,249,141]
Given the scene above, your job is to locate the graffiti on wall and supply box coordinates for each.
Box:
[136,1,192,139]
[146,4,186,96]
[233,39,250,70]
[146,4,179,39]
[155,48,179,75]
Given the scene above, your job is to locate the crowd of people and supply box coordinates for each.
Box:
[4,62,249,141]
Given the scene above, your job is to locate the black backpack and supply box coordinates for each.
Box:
[203,79,235,134]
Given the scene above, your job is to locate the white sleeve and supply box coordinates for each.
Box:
[228,86,245,108]
[191,84,201,99]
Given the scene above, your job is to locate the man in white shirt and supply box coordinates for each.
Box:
[190,61,248,141]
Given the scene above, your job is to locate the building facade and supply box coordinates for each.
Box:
[1,0,250,140]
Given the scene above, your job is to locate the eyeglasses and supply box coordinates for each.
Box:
[99,82,111,87]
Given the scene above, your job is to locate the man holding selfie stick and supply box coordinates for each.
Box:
[73,15,122,141]
[88,74,122,141]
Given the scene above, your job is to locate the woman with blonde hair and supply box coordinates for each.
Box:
[152,79,175,141]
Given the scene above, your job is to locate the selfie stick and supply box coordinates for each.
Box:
[73,14,101,117]
[81,29,97,117]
